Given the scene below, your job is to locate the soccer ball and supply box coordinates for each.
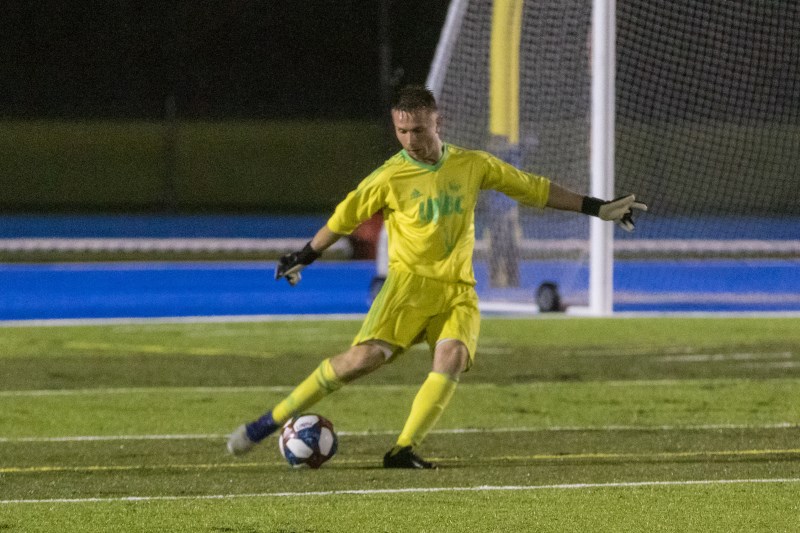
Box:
[278,414,338,468]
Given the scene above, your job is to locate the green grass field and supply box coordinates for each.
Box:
[1,317,799,532]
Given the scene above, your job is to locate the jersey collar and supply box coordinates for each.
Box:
[401,143,449,172]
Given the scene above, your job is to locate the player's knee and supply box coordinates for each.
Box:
[331,344,386,381]
[432,340,469,377]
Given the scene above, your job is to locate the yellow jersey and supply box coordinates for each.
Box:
[326,143,551,285]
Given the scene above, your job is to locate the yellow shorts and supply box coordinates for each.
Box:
[353,269,480,367]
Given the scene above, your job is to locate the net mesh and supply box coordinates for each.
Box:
[615,0,800,311]
[431,0,800,312]
[435,0,592,309]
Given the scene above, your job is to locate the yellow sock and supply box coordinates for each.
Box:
[395,372,458,449]
[272,358,344,424]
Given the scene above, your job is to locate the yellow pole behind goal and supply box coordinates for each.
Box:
[487,0,525,290]
[490,0,523,145]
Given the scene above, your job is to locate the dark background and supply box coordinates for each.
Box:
[1,0,797,216]
[4,1,799,122]
[1,0,450,120]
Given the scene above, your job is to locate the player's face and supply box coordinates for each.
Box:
[391,108,443,165]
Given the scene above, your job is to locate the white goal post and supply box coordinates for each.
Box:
[587,0,615,316]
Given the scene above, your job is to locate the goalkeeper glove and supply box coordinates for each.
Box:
[581,194,648,232]
[275,242,321,286]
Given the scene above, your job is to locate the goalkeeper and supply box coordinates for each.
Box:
[227,85,646,468]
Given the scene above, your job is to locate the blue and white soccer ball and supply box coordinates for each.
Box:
[278,414,338,468]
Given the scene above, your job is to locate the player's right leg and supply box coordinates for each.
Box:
[383,341,468,469]
[226,342,388,455]
[384,285,479,468]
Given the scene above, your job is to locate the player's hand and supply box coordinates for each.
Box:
[583,194,648,232]
[598,194,647,231]
[275,242,321,286]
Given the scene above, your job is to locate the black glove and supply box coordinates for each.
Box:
[275,242,321,286]
[581,194,648,232]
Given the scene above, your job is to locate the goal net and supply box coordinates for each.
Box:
[414,0,800,313]
[614,0,800,312]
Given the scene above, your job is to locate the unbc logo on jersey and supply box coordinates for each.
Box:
[418,193,464,223]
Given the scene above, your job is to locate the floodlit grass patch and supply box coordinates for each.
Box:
[1,317,798,531]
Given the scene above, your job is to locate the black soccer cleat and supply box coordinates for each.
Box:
[383,446,437,469]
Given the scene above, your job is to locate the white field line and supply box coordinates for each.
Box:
[1,422,797,443]
[0,385,292,397]
[741,361,800,369]
[2,478,799,505]
[2,311,800,328]
[0,314,367,328]
[0,376,791,398]
[656,352,793,363]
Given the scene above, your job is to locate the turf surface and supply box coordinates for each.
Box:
[1,317,798,531]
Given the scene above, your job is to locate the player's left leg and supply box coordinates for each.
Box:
[227,342,388,456]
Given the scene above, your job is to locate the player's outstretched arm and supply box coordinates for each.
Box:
[275,225,344,286]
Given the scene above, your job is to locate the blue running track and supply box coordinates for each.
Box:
[1,259,799,320]
[1,215,798,320]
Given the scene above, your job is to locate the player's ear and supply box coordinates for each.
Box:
[435,113,443,134]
